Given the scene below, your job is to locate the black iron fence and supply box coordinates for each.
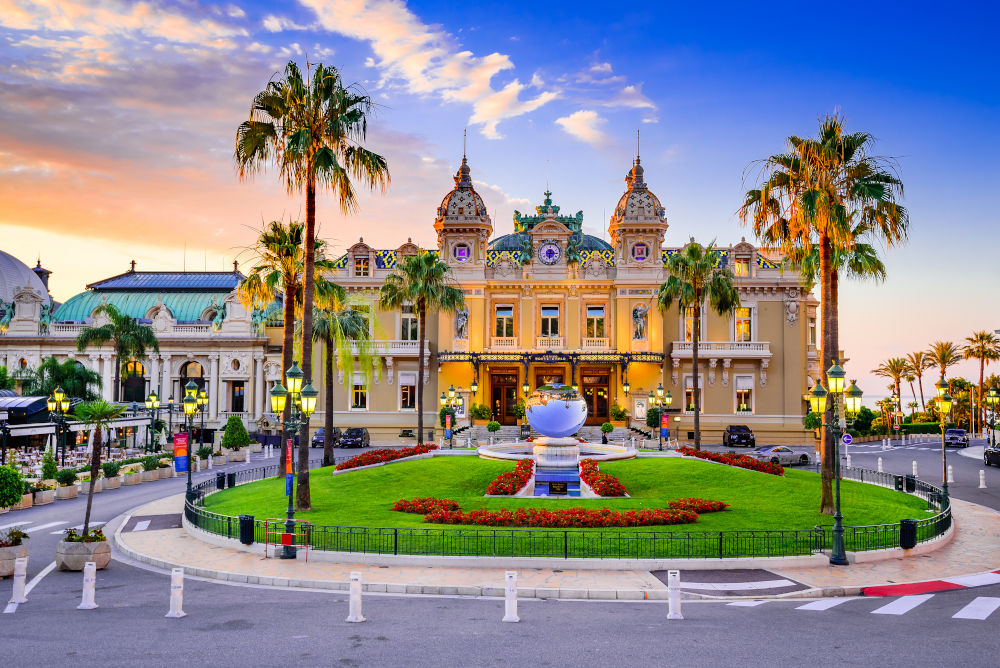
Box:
[184,463,952,559]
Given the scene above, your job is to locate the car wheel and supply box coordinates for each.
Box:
[770,457,779,465]
[799,454,809,465]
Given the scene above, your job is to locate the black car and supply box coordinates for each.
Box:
[311,427,341,448]
[723,424,756,448]
[985,443,1000,467]
[944,428,969,448]
[339,427,370,448]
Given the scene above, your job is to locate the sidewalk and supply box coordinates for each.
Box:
[113,496,1000,601]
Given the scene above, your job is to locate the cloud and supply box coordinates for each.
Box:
[604,83,657,110]
[555,110,611,148]
[262,14,311,32]
[226,4,245,18]
[298,0,559,138]
[590,62,612,73]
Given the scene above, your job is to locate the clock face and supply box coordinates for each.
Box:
[539,242,561,265]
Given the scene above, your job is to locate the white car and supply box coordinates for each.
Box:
[750,446,812,466]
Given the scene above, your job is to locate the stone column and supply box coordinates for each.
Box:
[254,355,265,420]
[149,355,160,398]
[160,354,173,400]
[209,354,220,420]
[101,353,114,401]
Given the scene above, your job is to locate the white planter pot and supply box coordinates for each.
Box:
[0,544,28,577]
[55,485,78,500]
[123,472,142,486]
[158,467,172,479]
[0,506,6,514]
[80,479,103,494]
[140,470,159,482]
[55,540,111,571]
[12,493,33,510]
[250,443,263,453]
[33,489,55,505]
[212,455,228,466]
[103,476,122,490]
[227,449,246,462]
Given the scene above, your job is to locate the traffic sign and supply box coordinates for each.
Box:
[842,433,852,445]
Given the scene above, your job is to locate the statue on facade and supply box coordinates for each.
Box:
[0,299,12,333]
[455,308,469,339]
[565,233,582,268]
[251,308,267,336]
[632,304,648,340]
[211,300,227,332]
[38,299,53,334]
[517,233,533,266]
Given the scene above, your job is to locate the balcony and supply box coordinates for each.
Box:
[535,336,564,350]
[670,340,772,359]
[349,339,430,356]
[491,337,518,350]
[582,337,610,350]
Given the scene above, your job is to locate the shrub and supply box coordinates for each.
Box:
[423,506,700,528]
[41,447,58,480]
[62,528,107,543]
[220,415,252,450]
[141,456,161,472]
[902,422,945,435]
[392,498,461,514]
[470,403,491,420]
[55,469,78,487]
[0,465,25,507]
[197,446,214,460]
[609,404,628,421]
[646,406,662,429]
[600,422,614,434]
[439,405,457,428]
[486,459,534,495]
[334,444,437,471]
[0,527,29,547]
[853,406,876,432]
[677,446,784,476]
[803,412,822,430]
[101,461,121,478]
[667,497,729,513]
[486,421,501,433]
[512,400,525,419]
[579,459,627,496]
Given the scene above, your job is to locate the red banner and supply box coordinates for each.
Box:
[286,438,293,463]
[173,432,189,458]
[660,413,669,429]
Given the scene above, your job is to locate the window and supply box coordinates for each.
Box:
[400,304,418,341]
[684,307,696,342]
[231,381,245,413]
[495,305,514,337]
[808,317,817,346]
[736,376,753,413]
[351,383,368,410]
[586,305,605,338]
[734,258,750,277]
[684,376,698,412]
[540,305,560,337]
[400,372,416,410]
[631,242,649,261]
[735,307,752,342]
[452,242,471,262]
[354,257,370,277]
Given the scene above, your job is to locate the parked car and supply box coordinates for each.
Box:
[723,424,756,448]
[985,443,1000,467]
[339,427,370,448]
[311,427,341,448]
[944,428,969,448]
[750,446,811,466]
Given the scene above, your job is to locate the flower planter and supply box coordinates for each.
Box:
[0,544,28,577]
[227,449,246,462]
[158,467,172,479]
[140,470,159,482]
[0,506,6,514]
[249,442,263,453]
[80,479,103,494]
[212,455,228,466]
[123,472,142,486]
[55,485,78,500]
[12,493,33,510]
[32,489,55,505]
[55,540,111,571]
[103,476,122,490]
[610,420,628,429]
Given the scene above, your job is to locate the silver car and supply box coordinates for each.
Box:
[944,429,969,448]
[751,446,812,466]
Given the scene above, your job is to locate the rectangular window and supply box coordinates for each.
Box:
[684,307,696,342]
[540,305,560,337]
[586,305,605,338]
[734,258,750,277]
[684,375,703,412]
[736,376,753,413]
[495,305,514,337]
[400,304,418,341]
[400,384,416,409]
[351,384,368,410]
[808,317,817,346]
[354,257,370,277]
[230,382,245,413]
[735,307,752,342]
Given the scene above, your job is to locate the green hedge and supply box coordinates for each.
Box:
[901,422,955,435]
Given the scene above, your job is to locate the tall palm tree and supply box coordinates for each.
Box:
[905,351,933,410]
[905,374,917,413]
[963,331,1000,429]
[379,253,464,446]
[929,341,963,383]
[22,355,102,400]
[236,60,389,484]
[75,303,159,402]
[740,114,908,514]
[657,241,740,450]
[872,358,909,407]
[73,399,124,536]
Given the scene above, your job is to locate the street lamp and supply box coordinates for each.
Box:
[269,363,316,559]
[622,378,630,397]
[522,379,530,397]
[183,392,198,501]
[470,377,478,396]
[47,386,72,466]
[145,392,160,453]
[986,387,999,447]
[166,394,175,443]
[197,388,209,455]
[937,384,954,510]
[442,387,462,448]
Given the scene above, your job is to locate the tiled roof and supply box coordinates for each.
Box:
[54,291,229,322]
[87,271,244,291]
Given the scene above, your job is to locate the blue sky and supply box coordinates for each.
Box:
[1,0,997,397]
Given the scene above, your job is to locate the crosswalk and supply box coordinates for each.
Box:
[0,519,107,534]
[726,594,1000,621]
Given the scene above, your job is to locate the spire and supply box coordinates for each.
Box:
[463,128,467,161]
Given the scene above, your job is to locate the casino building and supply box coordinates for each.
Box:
[0,153,818,444]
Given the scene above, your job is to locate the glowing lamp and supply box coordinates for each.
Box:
[183,394,198,416]
[844,380,863,417]
[53,386,66,404]
[285,362,304,396]
[826,360,845,395]
[935,378,947,399]
[270,383,288,414]
[938,391,953,416]
[299,382,318,417]
[808,383,829,415]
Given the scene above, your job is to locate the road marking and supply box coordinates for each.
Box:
[727,600,768,607]
[944,572,1000,587]
[52,521,106,534]
[871,594,934,615]
[133,520,151,532]
[952,597,1000,620]
[796,598,854,611]
[0,521,32,531]
[32,521,67,532]
[682,579,797,591]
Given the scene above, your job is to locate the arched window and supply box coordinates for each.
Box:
[122,360,146,403]
[179,361,206,393]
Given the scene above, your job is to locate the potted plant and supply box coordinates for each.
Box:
[600,422,615,441]
[12,479,33,510]
[221,415,252,460]
[609,404,629,428]
[196,446,213,464]
[41,447,58,483]
[486,421,501,435]
[55,527,110,571]
[139,456,159,482]
[157,458,172,478]
[54,469,79,500]
[30,481,55,505]
[122,463,142,485]
[212,449,228,466]
[470,403,491,426]
[249,437,263,454]
[512,400,526,422]
[0,465,24,514]
[0,527,30,577]
[101,461,122,489]
[79,472,103,495]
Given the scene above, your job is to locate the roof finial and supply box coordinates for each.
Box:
[636,128,640,163]
[463,128,467,162]
[233,259,239,272]
[130,259,136,272]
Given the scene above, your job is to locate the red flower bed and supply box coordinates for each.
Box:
[486,459,534,495]
[579,458,628,497]
[677,446,784,476]
[667,497,729,513]
[423,506,699,528]
[334,444,437,471]
[392,497,461,514]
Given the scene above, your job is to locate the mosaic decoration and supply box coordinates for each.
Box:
[756,254,780,269]
[486,249,523,267]
[374,249,396,269]
[579,249,615,267]
[332,254,349,269]
[662,249,727,268]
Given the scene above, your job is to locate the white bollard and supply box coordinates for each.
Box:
[77,562,98,610]
[165,567,187,618]
[245,448,251,465]
[345,571,365,623]
[502,571,519,622]
[947,464,954,484]
[877,457,883,473]
[980,470,988,489]
[489,436,494,447]
[912,460,918,478]
[667,569,683,620]
[207,453,213,469]
[10,556,28,604]
[845,454,852,469]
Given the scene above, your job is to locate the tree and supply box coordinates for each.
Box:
[872,358,908,406]
[21,355,101,400]
[905,351,933,410]
[0,366,14,391]
[656,240,740,450]
[236,60,389,501]
[75,303,159,402]
[740,114,907,514]
[220,415,252,450]
[379,253,464,446]
[312,288,373,467]
[928,341,962,383]
[905,374,917,413]
[963,331,1000,430]
[73,400,124,536]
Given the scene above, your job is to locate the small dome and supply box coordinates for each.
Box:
[614,157,665,220]
[0,250,48,303]
[488,233,612,253]
[437,157,487,218]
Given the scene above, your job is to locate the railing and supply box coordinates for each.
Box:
[185,462,952,560]
[671,341,771,357]
[581,337,609,349]
[536,337,564,350]
[491,337,518,349]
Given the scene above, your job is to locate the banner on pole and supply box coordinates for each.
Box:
[285,473,293,496]
[445,414,452,440]
[173,433,189,472]
[660,413,669,439]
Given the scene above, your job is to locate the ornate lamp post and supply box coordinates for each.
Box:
[166,394,175,443]
[197,388,209,453]
[986,387,999,447]
[47,386,72,466]
[440,385,462,448]
[269,362,317,560]
[934,379,953,510]
[183,390,198,501]
[145,392,160,453]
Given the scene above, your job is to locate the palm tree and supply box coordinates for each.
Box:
[740,114,908,514]
[905,374,917,412]
[872,358,908,407]
[22,356,101,400]
[379,253,464,446]
[312,292,373,467]
[657,241,740,450]
[73,399,124,536]
[963,331,1000,430]
[929,341,962,383]
[75,303,159,402]
[905,351,933,410]
[235,60,389,482]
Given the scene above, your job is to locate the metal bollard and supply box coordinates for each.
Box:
[667,569,683,620]
[77,562,98,610]
[345,571,365,623]
[502,571,519,622]
[980,470,987,489]
[165,567,187,618]
[912,460,918,478]
[846,454,852,469]
[10,556,28,604]
[877,457,883,473]
[947,464,954,483]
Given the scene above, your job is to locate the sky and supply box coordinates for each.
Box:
[1,0,998,399]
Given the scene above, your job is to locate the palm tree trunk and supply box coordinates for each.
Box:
[323,337,335,467]
[692,300,702,451]
[82,428,103,536]
[819,238,835,515]
[917,371,926,411]
[280,284,295,478]
[416,300,426,446]
[297,178,317,511]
